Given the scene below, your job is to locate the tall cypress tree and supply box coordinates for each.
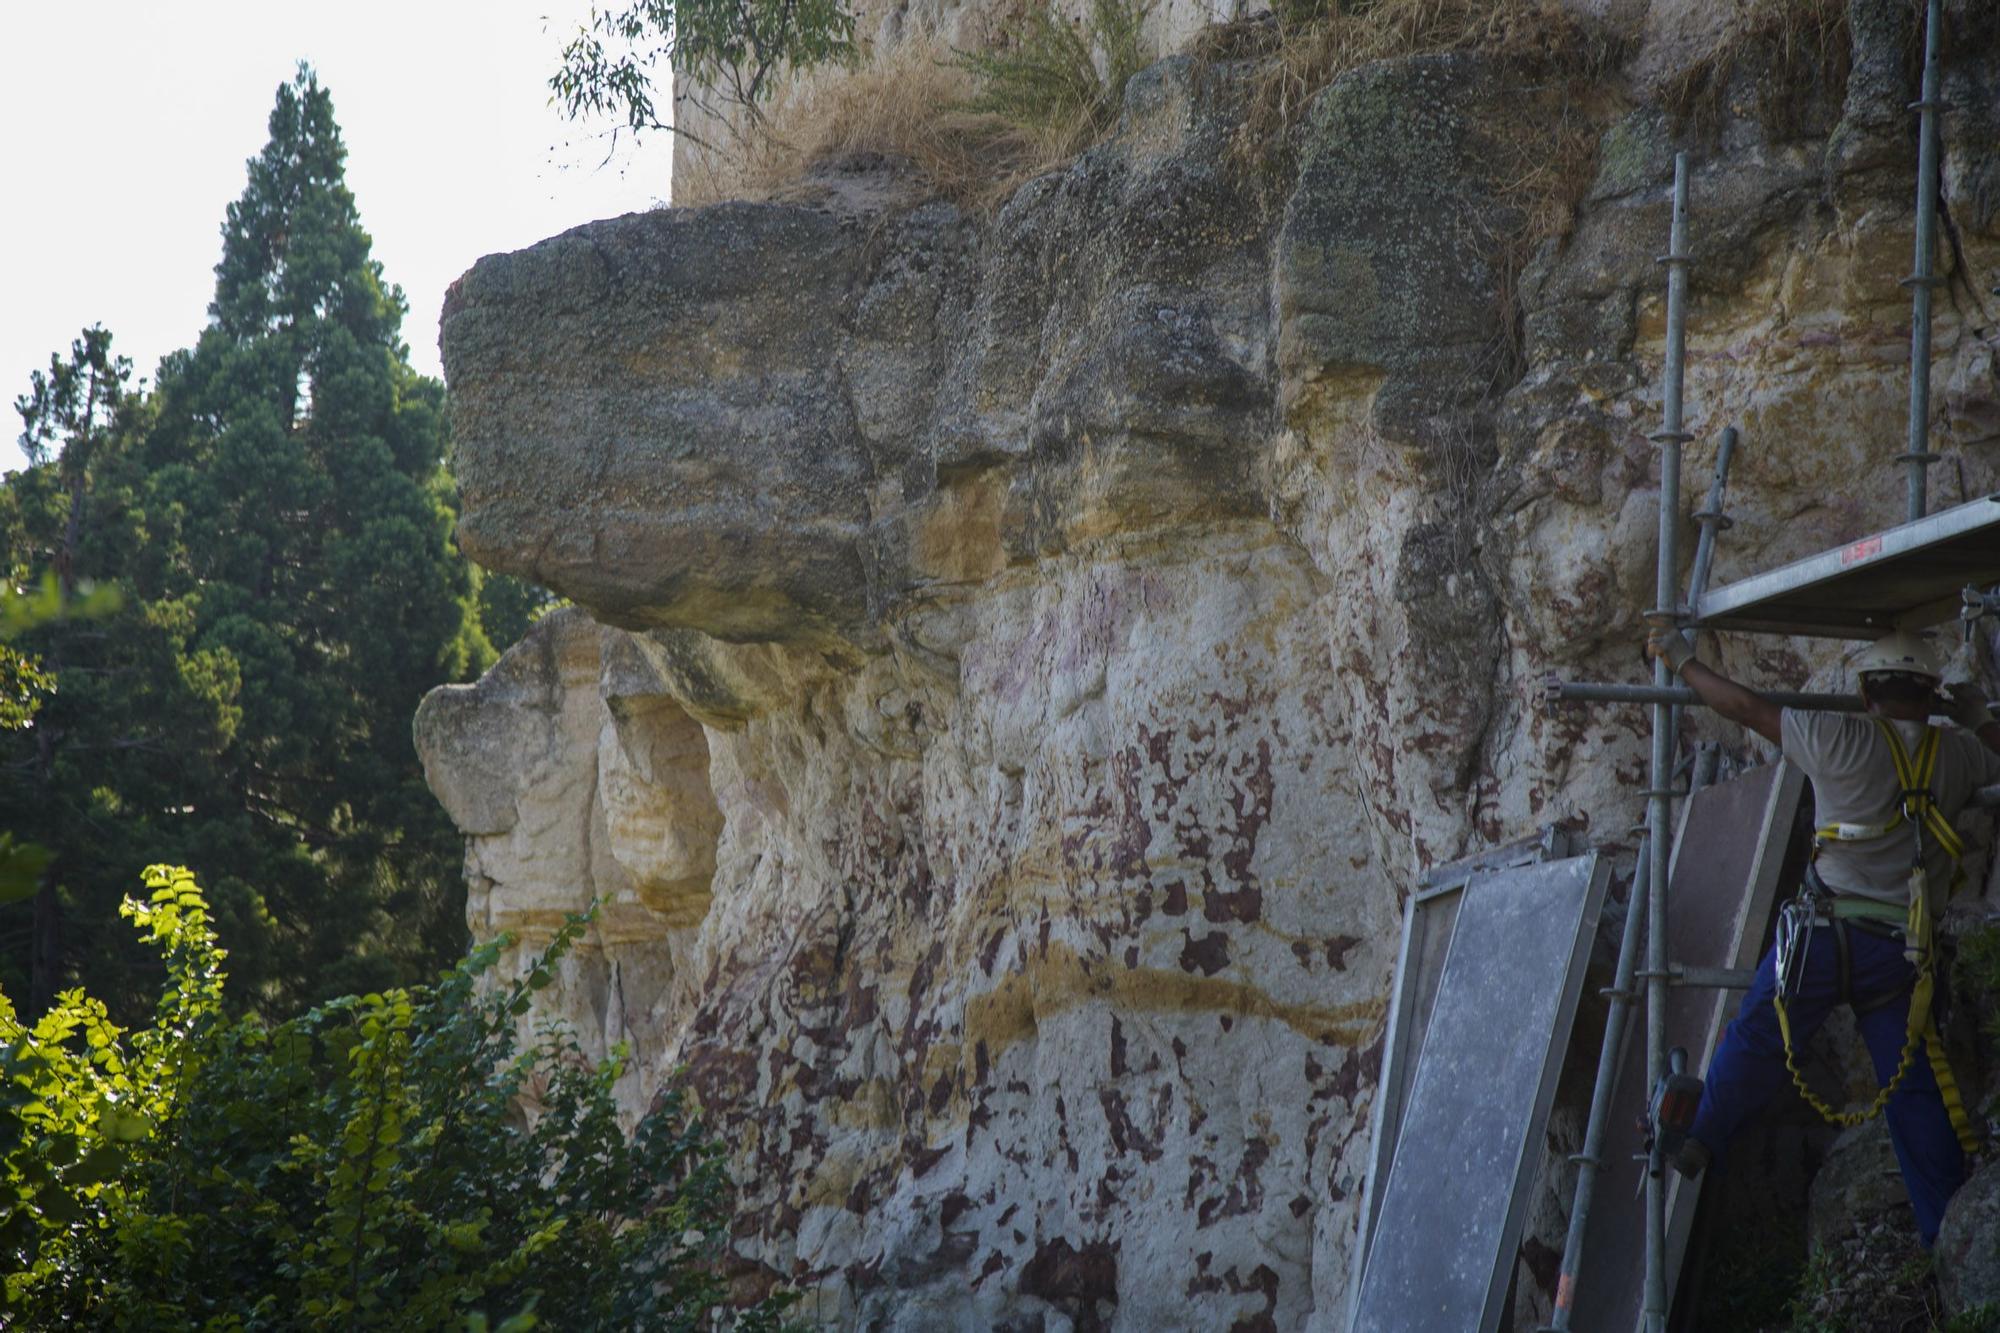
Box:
[2,66,489,1018]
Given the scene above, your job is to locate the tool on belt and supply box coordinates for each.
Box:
[1645,1047,1703,1180]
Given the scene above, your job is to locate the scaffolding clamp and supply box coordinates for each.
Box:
[1962,585,2000,643]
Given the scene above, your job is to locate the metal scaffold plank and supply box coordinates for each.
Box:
[1692,495,2000,639]
[1348,853,1609,1333]
[1565,761,1804,1333]
[1355,828,1577,1290]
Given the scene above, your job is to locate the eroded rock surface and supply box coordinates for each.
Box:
[420,12,2000,1329]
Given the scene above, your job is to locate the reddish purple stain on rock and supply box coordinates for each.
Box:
[1179,930,1231,976]
[1021,1237,1120,1332]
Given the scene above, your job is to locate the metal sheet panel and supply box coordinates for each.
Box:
[1349,853,1609,1333]
[1352,830,1578,1316]
[1692,493,2000,638]
[1564,761,1805,1333]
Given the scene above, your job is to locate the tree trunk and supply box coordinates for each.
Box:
[28,879,59,1017]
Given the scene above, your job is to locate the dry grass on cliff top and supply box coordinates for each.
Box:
[683,0,1148,214]
[1657,0,1850,140]
[683,34,1038,211]
[686,0,1624,217]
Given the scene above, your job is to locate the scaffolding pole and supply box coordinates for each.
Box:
[1545,681,1860,713]
[1687,427,1738,628]
[1548,425,1739,1328]
[1643,151,1692,1333]
[1545,838,1650,1330]
[1903,0,1945,522]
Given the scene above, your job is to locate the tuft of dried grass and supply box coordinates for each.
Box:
[957,0,1153,159]
[675,35,1035,209]
[680,0,1152,214]
[1658,0,1850,140]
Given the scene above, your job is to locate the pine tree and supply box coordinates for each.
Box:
[3,330,239,1014]
[1,67,490,1019]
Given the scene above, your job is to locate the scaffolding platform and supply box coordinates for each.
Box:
[1692,494,2000,639]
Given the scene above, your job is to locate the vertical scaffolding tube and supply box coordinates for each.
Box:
[1549,424,1734,1329]
[1904,0,1944,522]
[1672,425,1739,740]
[1643,152,1692,1333]
[1546,840,1651,1330]
[1687,427,1738,619]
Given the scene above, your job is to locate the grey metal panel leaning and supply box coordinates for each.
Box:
[1352,825,1576,1307]
[1347,853,1608,1333]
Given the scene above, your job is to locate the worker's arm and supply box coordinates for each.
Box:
[1646,626,1783,745]
[1943,682,2000,759]
[1680,660,1784,745]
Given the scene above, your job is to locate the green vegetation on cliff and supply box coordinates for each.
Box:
[0,866,787,1330]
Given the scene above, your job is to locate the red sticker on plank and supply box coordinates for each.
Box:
[1840,535,1884,567]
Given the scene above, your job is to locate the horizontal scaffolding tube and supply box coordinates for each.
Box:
[1545,681,1862,712]
[1674,966,1757,991]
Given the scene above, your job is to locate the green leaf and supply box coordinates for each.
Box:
[99,1106,152,1142]
[0,835,51,907]
[36,1190,83,1226]
[65,1144,125,1187]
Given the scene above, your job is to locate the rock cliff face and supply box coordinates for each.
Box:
[417,5,2000,1327]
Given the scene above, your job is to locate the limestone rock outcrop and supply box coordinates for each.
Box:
[417,6,2000,1327]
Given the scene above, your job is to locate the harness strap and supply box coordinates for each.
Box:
[1874,719,1963,862]
[1814,720,1964,883]
[1778,717,1977,1143]
[1774,920,1932,1130]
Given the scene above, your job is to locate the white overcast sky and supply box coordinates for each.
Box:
[1,0,675,471]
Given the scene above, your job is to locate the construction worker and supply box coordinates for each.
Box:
[1645,626,2000,1247]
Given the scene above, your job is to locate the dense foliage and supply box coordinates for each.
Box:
[0,866,787,1330]
[0,67,544,1021]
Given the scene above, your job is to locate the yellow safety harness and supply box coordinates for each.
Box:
[1772,719,1978,1148]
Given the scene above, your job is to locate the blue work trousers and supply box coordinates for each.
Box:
[1690,923,1966,1246]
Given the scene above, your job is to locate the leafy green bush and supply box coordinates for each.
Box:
[0,865,789,1330]
[955,0,1153,156]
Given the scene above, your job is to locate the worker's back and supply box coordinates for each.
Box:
[1781,710,2000,905]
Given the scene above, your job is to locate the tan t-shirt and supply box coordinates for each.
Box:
[1780,709,2000,906]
